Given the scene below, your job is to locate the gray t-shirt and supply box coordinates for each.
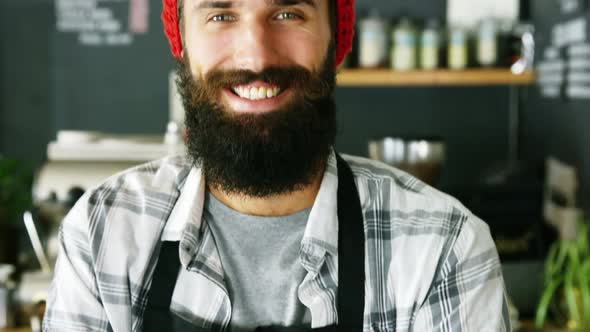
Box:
[204,192,312,332]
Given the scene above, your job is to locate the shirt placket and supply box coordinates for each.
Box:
[175,221,233,330]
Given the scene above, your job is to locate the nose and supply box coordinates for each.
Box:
[232,19,280,72]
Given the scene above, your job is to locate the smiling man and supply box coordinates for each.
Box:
[43,1,511,331]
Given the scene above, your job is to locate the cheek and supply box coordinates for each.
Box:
[281,33,328,68]
[186,32,233,75]
[270,27,329,70]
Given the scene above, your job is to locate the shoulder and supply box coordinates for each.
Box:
[341,153,487,237]
[89,154,194,199]
[61,154,196,247]
[87,154,193,205]
[341,154,493,268]
[342,154,498,307]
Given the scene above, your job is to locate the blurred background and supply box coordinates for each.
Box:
[1,0,590,331]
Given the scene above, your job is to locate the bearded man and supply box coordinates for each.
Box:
[44,0,511,331]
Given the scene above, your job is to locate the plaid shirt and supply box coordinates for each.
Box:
[43,151,511,332]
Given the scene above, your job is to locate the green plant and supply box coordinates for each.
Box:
[0,155,33,225]
[535,218,590,330]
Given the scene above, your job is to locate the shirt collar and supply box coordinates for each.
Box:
[162,149,340,269]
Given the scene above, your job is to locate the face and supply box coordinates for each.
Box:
[178,0,337,198]
[182,0,332,114]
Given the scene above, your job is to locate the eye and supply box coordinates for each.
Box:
[275,12,302,21]
[210,14,236,22]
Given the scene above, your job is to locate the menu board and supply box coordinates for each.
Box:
[51,0,171,134]
[536,2,590,100]
[55,0,149,46]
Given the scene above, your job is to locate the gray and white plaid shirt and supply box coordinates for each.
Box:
[43,151,511,332]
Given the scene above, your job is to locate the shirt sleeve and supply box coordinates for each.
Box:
[43,194,112,332]
[413,213,512,332]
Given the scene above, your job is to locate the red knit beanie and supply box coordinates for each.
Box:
[161,0,355,67]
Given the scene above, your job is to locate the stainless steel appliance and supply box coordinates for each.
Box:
[368,137,446,186]
[15,130,185,327]
[34,131,180,265]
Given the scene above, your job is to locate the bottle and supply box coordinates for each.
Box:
[391,18,417,71]
[448,27,468,70]
[477,18,498,67]
[164,121,185,155]
[420,20,441,70]
[0,265,15,328]
[358,11,389,68]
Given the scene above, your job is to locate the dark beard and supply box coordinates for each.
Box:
[176,53,338,198]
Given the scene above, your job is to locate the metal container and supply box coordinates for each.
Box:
[368,137,445,186]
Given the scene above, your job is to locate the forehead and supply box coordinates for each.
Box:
[188,0,321,9]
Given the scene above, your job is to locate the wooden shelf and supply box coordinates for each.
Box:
[336,69,535,87]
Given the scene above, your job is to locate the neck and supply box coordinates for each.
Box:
[208,168,325,217]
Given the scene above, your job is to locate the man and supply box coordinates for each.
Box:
[44,0,511,331]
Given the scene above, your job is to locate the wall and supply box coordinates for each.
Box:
[51,0,170,134]
[522,0,590,211]
[0,0,54,168]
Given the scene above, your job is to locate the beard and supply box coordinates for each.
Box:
[176,49,338,198]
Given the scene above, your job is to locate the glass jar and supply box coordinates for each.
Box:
[0,265,15,328]
[477,18,498,67]
[420,20,441,70]
[391,18,417,71]
[448,27,468,70]
[358,12,389,68]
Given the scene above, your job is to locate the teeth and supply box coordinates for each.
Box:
[233,85,281,100]
[249,87,258,100]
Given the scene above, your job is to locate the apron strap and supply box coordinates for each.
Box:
[335,153,365,330]
[143,153,365,331]
[142,241,195,331]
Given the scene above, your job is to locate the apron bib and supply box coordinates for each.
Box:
[142,154,365,331]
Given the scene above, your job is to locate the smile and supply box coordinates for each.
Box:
[222,80,291,114]
[231,83,282,101]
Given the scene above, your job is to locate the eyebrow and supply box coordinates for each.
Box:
[196,0,316,9]
[196,1,234,9]
[271,0,316,8]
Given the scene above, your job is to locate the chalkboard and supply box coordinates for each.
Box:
[523,0,590,209]
[52,0,172,134]
[534,0,590,100]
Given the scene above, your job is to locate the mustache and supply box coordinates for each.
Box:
[186,65,335,104]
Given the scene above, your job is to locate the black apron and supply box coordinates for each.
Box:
[142,154,365,331]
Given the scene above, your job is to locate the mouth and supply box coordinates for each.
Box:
[231,83,282,100]
[222,80,291,114]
